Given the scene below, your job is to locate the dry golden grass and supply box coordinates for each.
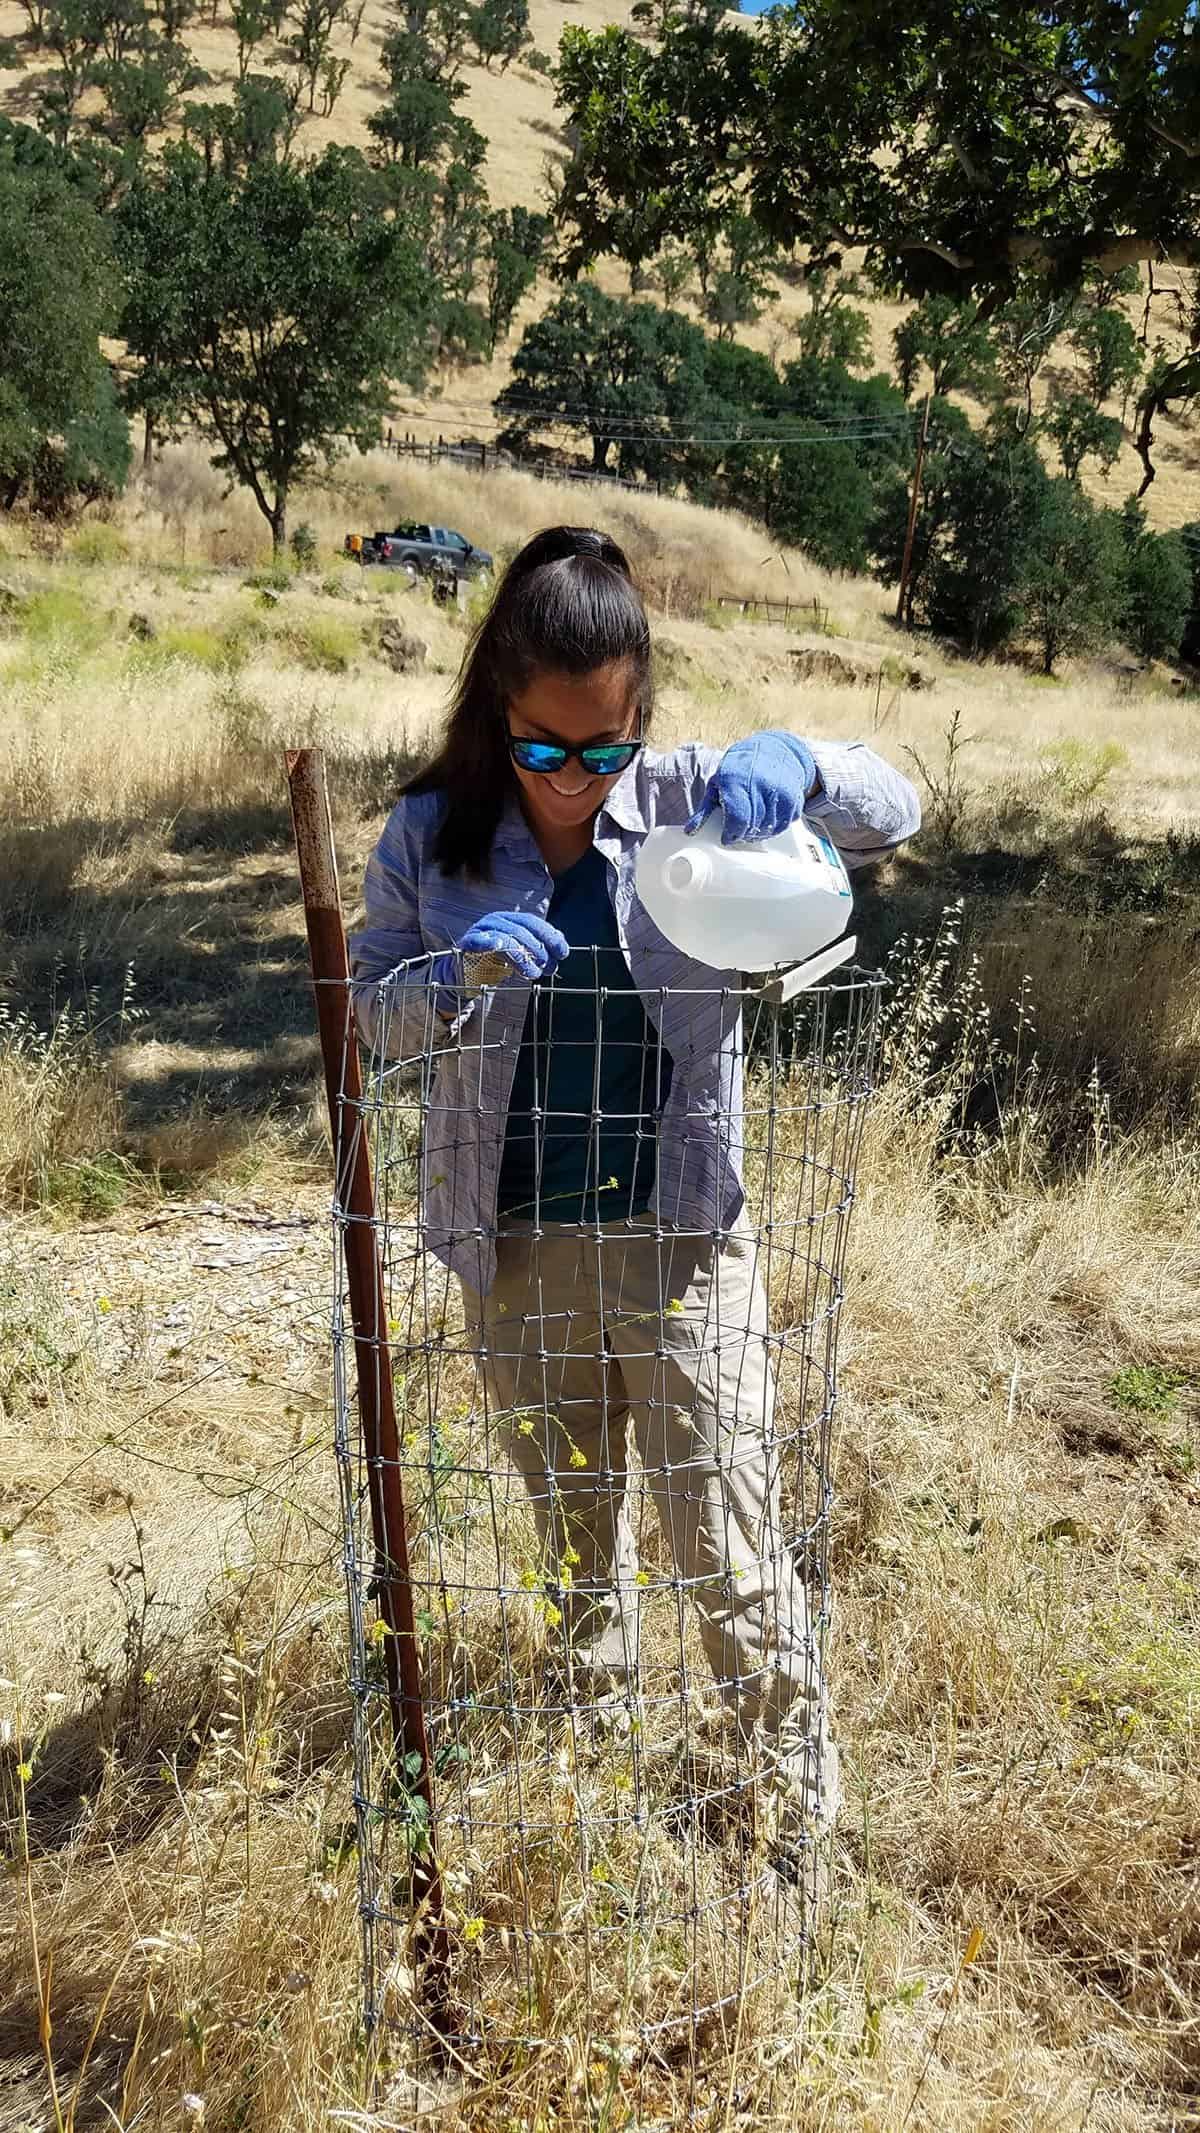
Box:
[1,478,1199,2129]
[2,984,1198,2130]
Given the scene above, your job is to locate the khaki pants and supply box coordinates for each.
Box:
[461,1218,833,1810]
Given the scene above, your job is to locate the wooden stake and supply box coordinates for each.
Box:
[285,748,452,2029]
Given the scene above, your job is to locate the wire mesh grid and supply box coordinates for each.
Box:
[328,950,885,2106]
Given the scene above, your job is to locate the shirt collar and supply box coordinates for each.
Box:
[597,759,646,835]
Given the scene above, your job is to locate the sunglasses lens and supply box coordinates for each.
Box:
[580,743,639,774]
[512,739,568,772]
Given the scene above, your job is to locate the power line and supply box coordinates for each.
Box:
[390,428,914,455]
[390,414,918,449]
[392,395,919,437]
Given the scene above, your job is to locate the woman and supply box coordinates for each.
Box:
[351,526,919,1865]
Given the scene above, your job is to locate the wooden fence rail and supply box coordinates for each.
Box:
[378,431,658,497]
[714,593,834,629]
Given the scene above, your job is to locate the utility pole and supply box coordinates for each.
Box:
[895,392,932,629]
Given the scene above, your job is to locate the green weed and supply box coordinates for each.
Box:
[215,680,274,753]
[1062,1593,1200,1743]
[1038,738,1128,810]
[44,1152,138,1219]
[290,522,318,569]
[1109,1362,1188,1420]
[0,1268,82,1415]
[244,561,293,596]
[879,651,918,687]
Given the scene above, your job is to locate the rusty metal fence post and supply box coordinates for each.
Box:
[285,747,452,2036]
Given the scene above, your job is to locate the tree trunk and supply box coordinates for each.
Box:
[591,434,610,472]
[271,493,287,556]
[143,412,155,469]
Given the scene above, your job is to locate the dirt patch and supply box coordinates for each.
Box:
[788,645,932,689]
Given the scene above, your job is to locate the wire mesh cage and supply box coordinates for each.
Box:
[331,955,885,2097]
[289,744,885,2115]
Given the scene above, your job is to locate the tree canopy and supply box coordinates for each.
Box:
[0,148,127,511]
[555,3,1200,490]
[496,284,710,475]
[556,2,1200,300]
[117,144,433,550]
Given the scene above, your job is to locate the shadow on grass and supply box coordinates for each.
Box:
[1,741,423,1159]
[5,742,1200,1170]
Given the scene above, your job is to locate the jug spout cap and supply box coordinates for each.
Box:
[665,848,712,893]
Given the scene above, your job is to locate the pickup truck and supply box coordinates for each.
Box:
[344,521,493,579]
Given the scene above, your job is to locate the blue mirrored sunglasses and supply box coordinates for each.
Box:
[506,734,642,777]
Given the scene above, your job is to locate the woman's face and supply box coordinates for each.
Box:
[506,660,641,838]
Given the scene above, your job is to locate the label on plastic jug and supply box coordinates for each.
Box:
[816,830,854,894]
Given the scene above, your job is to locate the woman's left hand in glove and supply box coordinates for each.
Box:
[685,731,820,845]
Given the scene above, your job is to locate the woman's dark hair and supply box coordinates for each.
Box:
[404,525,653,877]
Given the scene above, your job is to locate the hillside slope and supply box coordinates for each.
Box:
[1,0,1197,530]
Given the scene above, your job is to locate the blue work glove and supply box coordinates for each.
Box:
[432,909,569,986]
[685,731,818,845]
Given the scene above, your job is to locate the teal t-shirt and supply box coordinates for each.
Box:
[497,845,673,1225]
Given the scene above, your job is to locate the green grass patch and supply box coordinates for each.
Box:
[1109,1362,1188,1420]
[43,1151,138,1219]
[1062,1589,1200,1745]
[652,638,694,689]
[67,522,130,567]
[149,624,231,671]
[2,581,113,688]
[125,605,267,675]
[283,612,360,673]
[21,582,111,654]
[215,681,274,753]
[244,561,294,596]
[0,1268,83,1416]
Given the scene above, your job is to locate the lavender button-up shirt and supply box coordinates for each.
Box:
[349,739,920,1293]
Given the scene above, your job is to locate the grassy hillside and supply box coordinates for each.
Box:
[2,455,1199,2124]
[1,0,1198,533]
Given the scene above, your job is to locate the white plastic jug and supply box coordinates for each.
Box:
[635,809,853,972]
